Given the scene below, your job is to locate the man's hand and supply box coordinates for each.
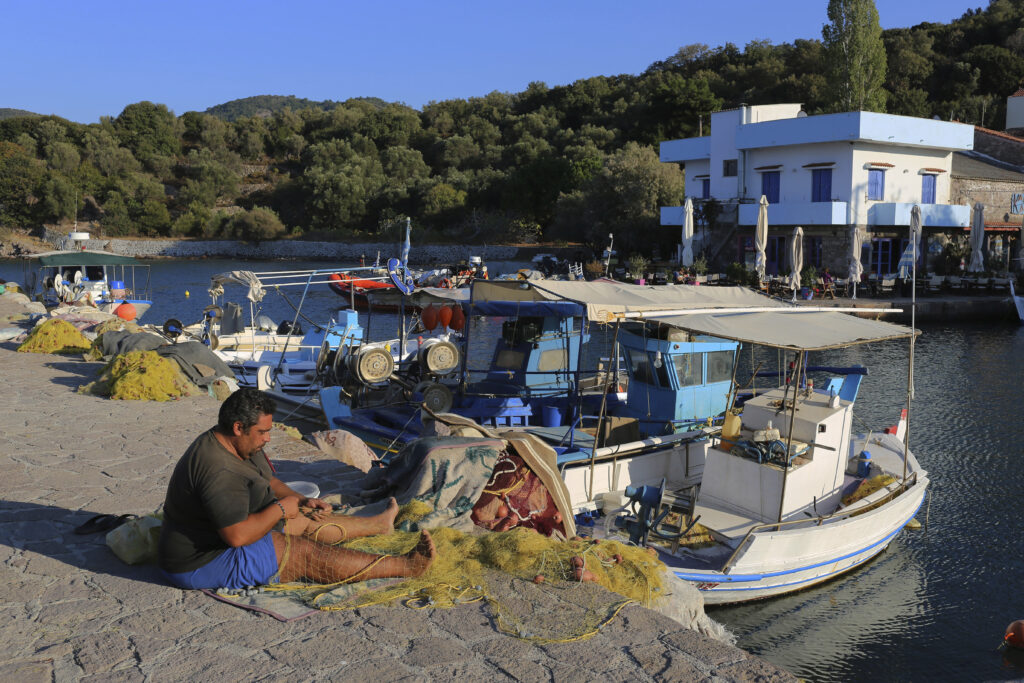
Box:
[278,495,301,519]
[302,497,331,512]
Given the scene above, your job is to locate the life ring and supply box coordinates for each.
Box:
[438,278,452,289]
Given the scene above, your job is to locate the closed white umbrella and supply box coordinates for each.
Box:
[682,197,695,267]
[755,195,769,282]
[968,202,985,273]
[789,226,804,301]
[849,224,864,299]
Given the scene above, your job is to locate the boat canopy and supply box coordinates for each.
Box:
[209,271,266,303]
[34,250,141,267]
[366,286,470,307]
[468,280,786,321]
[649,310,916,351]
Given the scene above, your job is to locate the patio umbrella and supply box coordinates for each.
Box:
[849,224,864,299]
[400,217,411,267]
[681,197,694,267]
[898,205,922,279]
[755,195,768,282]
[968,202,985,273]
[789,226,803,301]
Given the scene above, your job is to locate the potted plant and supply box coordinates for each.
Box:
[800,265,818,299]
[627,254,650,285]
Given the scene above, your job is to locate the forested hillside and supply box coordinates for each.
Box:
[2,1,1022,256]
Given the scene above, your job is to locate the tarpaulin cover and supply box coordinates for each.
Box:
[469,280,785,321]
[650,310,915,351]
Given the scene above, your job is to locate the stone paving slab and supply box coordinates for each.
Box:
[0,292,795,682]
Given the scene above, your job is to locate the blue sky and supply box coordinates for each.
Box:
[4,1,984,123]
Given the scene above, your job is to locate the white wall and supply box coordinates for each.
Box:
[709,109,741,199]
[849,145,953,224]
[1008,95,1024,129]
[684,159,710,197]
[744,143,853,204]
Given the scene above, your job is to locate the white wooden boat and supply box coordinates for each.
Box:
[576,305,924,605]
[1011,281,1024,322]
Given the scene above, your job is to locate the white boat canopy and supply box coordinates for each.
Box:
[649,310,916,351]
[470,280,787,322]
[209,271,266,303]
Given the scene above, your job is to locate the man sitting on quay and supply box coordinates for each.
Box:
[158,388,435,589]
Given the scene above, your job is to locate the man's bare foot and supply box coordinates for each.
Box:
[404,530,437,577]
[371,497,400,535]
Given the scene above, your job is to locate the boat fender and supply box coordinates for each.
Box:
[438,278,451,289]
[1006,621,1024,650]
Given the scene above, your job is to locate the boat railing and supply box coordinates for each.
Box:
[719,470,921,575]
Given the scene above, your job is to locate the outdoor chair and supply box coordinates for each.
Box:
[817,277,836,299]
[991,277,1011,293]
[877,277,896,296]
[924,275,944,294]
[946,276,963,292]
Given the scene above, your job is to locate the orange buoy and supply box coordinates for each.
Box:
[438,305,453,329]
[449,305,465,331]
[1006,620,1024,649]
[421,305,438,331]
[115,302,137,321]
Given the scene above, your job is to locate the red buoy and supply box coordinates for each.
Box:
[115,302,136,321]
[438,305,453,329]
[449,305,465,332]
[1006,620,1024,649]
[421,305,438,331]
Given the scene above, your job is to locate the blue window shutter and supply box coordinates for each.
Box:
[762,171,779,203]
[868,169,885,200]
[811,169,832,202]
[701,178,710,199]
[922,174,936,203]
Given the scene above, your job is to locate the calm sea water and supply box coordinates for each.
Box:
[2,258,1023,681]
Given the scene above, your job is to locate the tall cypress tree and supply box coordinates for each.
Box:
[822,0,888,112]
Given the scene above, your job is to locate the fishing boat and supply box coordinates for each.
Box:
[1011,280,1024,322]
[322,279,926,605]
[591,306,925,605]
[24,244,153,319]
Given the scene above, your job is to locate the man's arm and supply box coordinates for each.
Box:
[218,495,301,547]
[269,477,330,512]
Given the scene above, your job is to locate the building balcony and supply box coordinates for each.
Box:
[735,201,849,226]
[866,202,970,227]
[660,137,711,163]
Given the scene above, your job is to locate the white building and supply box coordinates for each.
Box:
[660,104,974,276]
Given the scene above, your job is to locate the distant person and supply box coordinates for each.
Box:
[158,388,435,590]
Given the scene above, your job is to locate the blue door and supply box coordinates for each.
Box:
[701,178,710,199]
[812,169,832,202]
[921,174,936,203]
[868,169,886,200]
[761,171,780,204]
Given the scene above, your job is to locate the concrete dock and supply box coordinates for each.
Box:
[0,293,795,682]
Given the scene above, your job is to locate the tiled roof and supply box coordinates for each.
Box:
[1011,88,1024,97]
[867,162,895,168]
[974,125,1024,143]
[802,162,835,168]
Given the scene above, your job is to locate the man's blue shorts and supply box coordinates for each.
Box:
[162,532,280,590]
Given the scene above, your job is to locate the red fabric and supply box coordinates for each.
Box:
[471,450,566,537]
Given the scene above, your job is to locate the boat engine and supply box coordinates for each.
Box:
[610,478,700,549]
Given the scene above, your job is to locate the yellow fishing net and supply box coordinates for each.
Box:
[17,318,91,354]
[84,319,144,360]
[78,350,202,401]
[268,501,672,643]
[842,474,897,507]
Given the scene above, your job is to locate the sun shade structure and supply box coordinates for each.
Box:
[682,197,695,268]
[33,250,141,267]
[469,280,787,322]
[648,309,916,351]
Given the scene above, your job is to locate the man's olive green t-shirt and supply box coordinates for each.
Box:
[158,429,278,573]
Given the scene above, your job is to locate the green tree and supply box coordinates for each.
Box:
[113,101,181,158]
[822,0,887,112]
[223,206,286,241]
[0,141,45,225]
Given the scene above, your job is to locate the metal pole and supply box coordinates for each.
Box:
[589,318,623,503]
[776,350,804,524]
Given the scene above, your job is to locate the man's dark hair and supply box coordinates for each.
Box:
[218,388,276,433]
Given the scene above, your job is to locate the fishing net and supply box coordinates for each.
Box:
[17,318,91,354]
[841,473,898,509]
[78,350,202,401]
[266,500,673,643]
[84,319,144,359]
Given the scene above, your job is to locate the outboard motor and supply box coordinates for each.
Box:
[276,320,302,336]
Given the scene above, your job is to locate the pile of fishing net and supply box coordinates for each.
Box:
[17,318,92,354]
[78,349,202,401]
[841,473,898,507]
[269,500,702,644]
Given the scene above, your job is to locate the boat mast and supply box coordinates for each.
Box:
[776,349,804,524]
